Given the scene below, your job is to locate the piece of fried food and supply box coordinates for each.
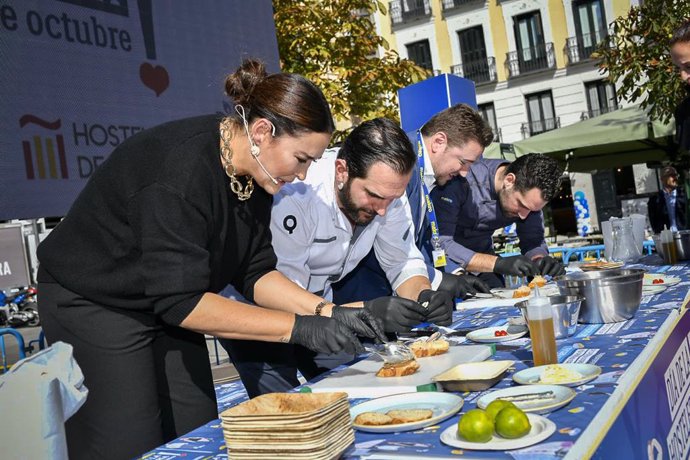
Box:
[409,339,450,358]
[528,275,547,288]
[354,411,394,425]
[386,408,434,424]
[375,359,420,378]
[512,285,531,298]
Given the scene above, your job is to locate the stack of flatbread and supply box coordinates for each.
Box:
[220,392,353,459]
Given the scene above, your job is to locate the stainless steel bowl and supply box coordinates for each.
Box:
[556,268,644,323]
[674,231,690,261]
[515,295,583,339]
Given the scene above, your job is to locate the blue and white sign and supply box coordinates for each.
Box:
[595,309,690,459]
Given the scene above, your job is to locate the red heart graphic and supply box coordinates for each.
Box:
[140,63,169,96]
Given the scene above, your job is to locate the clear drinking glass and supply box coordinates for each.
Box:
[611,219,641,263]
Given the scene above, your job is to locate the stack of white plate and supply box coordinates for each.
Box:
[220,392,353,459]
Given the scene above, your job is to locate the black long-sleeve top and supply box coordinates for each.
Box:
[38,115,277,325]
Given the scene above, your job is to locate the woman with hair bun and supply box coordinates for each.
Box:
[36,59,385,459]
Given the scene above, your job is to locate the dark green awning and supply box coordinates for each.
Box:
[510,105,675,172]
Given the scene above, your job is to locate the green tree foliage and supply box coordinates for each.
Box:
[596,0,690,123]
[273,0,429,140]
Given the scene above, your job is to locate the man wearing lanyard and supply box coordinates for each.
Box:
[430,153,565,288]
[333,104,493,304]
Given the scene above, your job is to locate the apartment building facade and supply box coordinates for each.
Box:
[374,0,652,233]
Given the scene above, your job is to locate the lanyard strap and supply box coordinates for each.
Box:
[416,131,441,249]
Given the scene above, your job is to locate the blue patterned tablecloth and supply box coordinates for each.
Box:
[141,263,690,460]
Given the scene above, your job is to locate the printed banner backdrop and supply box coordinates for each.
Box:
[0,0,280,220]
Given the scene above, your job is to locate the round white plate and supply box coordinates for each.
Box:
[468,292,496,299]
[476,385,576,414]
[466,325,529,343]
[642,284,667,295]
[350,392,464,433]
[579,261,623,271]
[644,274,681,287]
[512,363,601,387]
[490,284,559,299]
[439,413,556,450]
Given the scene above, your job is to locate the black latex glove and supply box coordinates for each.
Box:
[363,296,428,333]
[438,272,491,299]
[289,314,364,355]
[417,289,454,326]
[494,255,538,276]
[331,306,387,343]
[535,256,566,277]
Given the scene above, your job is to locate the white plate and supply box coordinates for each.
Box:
[642,284,667,295]
[644,273,681,286]
[439,413,556,450]
[579,261,624,271]
[466,325,528,343]
[490,284,560,299]
[512,363,601,387]
[476,385,576,414]
[350,392,463,433]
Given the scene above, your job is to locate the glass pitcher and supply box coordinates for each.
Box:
[611,218,641,262]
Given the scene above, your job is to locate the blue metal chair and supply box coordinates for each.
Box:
[0,327,26,374]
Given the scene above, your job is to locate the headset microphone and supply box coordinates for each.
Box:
[250,142,279,185]
[236,104,279,185]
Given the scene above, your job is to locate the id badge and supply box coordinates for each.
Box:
[432,248,447,268]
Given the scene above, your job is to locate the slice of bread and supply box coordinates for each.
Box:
[386,409,434,424]
[375,359,420,378]
[410,339,450,358]
[354,411,394,426]
[528,275,547,288]
[512,285,531,298]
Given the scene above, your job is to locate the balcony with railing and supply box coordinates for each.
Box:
[450,57,497,84]
[506,42,556,78]
[521,117,560,138]
[441,0,479,11]
[580,103,619,120]
[390,0,432,27]
[565,31,608,65]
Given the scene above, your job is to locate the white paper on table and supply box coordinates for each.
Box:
[0,341,88,460]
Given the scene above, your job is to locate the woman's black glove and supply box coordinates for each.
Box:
[289,315,364,355]
[438,272,491,299]
[331,306,387,343]
[417,289,454,326]
[363,296,428,333]
[494,255,537,276]
[535,256,566,277]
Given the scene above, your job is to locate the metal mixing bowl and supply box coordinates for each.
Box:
[515,295,583,339]
[556,268,644,323]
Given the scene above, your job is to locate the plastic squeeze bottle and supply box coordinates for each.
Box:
[526,287,558,366]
